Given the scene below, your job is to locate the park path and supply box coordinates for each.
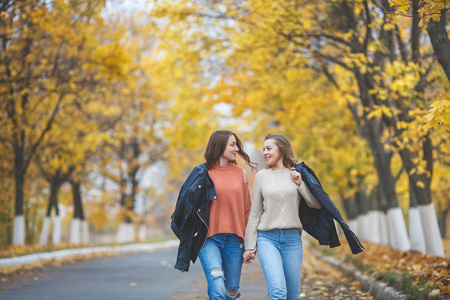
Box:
[0,245,374,299]
[170,245,374,299]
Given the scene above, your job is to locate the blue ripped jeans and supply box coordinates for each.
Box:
[199,233,244,299]
[257,229,303,300]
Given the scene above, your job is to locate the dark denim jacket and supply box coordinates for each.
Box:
[295,162,365,254]
[171,163,217,272]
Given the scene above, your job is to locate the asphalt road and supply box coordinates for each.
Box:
[0,244,375,299]
[0,247,206,300]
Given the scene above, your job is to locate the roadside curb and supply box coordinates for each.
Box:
[0,239,179,268]
[313,252,409,300]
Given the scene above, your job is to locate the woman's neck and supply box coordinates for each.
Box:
[270,160,286,171]
[216,157,231,166]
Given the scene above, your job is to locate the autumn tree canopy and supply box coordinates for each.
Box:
[0,0,448,250]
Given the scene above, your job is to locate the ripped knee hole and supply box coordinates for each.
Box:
[211,269,224,278]
[226,288,239,299]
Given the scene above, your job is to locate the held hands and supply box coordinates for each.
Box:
[290,168,303,186]
[243,247,257,264]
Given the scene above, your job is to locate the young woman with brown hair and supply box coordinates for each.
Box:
[171,130,256,300]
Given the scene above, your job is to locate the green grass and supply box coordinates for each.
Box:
[374,271,438,300]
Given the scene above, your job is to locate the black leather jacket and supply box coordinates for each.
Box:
[171,163,217,272]
[295,162,365,254]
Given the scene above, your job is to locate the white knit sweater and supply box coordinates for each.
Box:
[244,168,322,250]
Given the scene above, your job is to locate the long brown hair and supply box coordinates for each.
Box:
[264,133,297,168]
[204,130,256,170]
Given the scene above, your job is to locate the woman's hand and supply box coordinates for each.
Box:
[243,247,257,264]
[290,168,303,186]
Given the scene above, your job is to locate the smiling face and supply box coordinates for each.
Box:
[263,138,283,168]
[221,134,239,163]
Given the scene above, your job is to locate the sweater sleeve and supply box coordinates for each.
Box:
[297,182,322,209]
[244,174,263,250]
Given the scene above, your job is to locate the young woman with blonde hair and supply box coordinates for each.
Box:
[244,133,364,300]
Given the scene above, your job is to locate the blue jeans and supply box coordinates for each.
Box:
[257,229,303,300]
[199,234,244,299]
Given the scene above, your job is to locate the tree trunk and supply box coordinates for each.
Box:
[342,195,359,236]
[70,182,82,244]
[419,203,444,256]
[13,153,25,245]
[358,116,410,250]
[374,187,389,245]
[352,54,411,249]
[81,220,89,244]
[130,168,138,243]
[139,224,146,242]
[438,208,448,239]
[70,218,80,244]
[367,192,383,244]
[379,211,389,245]
[39,175,62,245]
[75,182,89,244]
[398,136,443,255]
[409,207,426,254]
[38,217,51,246]
[355,190,370,241]
[116,221,135,243]
[386,207,411,251]
[408,180,427,253]
[427,11,450,82]
[52,214,62,244]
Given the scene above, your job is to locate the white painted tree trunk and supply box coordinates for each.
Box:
[70,218,81,244]
[357,214,367,240]
[334,220,340,236]
[127,223,135,242]
[409,207,426,254]
[52,215,62,244]
[116,223,126,243]
[418,203,444,257]
[81,220,89,244]
[363,213,371,241]
[117,222,135,243]
[139,224,146,242]
[367,210,381,244]
[39,217,51,246]
[386,211,396,248]
[347,219,358,236]
[13,215,25,245]
[379,212,389,245]
[387,207,410,251]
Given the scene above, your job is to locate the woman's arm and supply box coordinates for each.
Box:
[298,183,322,209]
[244,173,264,250]
[243,169,251,224]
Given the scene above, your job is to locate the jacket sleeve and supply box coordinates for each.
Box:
[171,186,184,239]
[171,167,202,239]
[298,163,365,254]
[174,201,195,272]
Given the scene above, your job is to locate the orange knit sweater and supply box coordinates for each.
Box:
[208,164,251,240]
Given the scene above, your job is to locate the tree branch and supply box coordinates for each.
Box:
[24,92,66,171]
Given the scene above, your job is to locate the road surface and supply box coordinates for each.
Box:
[0,245,374,299]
